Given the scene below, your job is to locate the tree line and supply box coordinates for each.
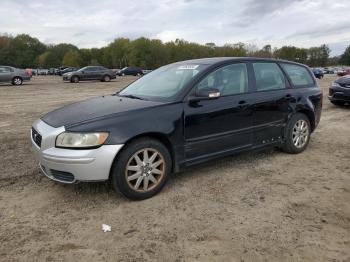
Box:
[0,33,349,69]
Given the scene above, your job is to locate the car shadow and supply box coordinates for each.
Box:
[49,147,280,202]
[0,83,32,87]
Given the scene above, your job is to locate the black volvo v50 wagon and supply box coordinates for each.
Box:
[31,58,322,200]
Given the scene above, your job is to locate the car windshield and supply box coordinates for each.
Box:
[118,63,208,101]
[77,67,88,72]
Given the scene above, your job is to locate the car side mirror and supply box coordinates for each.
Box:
[190,88,221,102]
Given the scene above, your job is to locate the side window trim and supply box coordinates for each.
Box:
[192,62,250,98]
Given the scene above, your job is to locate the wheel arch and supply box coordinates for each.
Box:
[12,75,23,81]
[109,132,176,179]
[295,109,315,132]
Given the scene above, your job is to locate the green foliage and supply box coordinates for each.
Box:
[0,33,336,69]
[340,45,350,65]
[274,46,308,64]
[307,44,330,67]
[4,34,46,68]
[62,50,82,67]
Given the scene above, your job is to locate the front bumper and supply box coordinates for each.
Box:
[62,75,71,81]
[328,86,350,102]
[31,119,123,183]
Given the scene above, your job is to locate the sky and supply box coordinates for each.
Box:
[0,0,349,55]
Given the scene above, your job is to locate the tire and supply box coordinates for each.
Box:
[111,137,172,200]
[122,73,125,76]
[71,76,79,83]
[12,77,23,86]
[282,113,311,154]
[103,75,111,82]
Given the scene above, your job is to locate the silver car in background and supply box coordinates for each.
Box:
[0,66,31,86]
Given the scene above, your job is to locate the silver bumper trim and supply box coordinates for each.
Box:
[31,119,124,182]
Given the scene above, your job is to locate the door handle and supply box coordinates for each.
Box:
[284,94,295,101]
[238,100,249,109]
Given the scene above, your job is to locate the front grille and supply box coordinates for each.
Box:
[32,128,42,147]
[333,93,350,100]
[50,169,75,182]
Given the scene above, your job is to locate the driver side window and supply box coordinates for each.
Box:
[197,63,248,96]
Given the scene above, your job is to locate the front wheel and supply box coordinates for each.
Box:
[12,77,23,86]
[103,75,111,82]
[111,138,171,200]
[71,76,79,83]
[282,113,311,154]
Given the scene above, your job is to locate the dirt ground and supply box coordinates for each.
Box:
[0,75,349,262]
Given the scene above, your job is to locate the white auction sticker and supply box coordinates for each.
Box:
[178,65,199,70]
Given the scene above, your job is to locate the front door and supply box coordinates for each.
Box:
[0,67,12,82]
[184,63,254,162]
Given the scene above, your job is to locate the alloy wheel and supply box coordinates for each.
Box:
[13,77,22,85]
[292,120,309,148]
[125,148,165,192]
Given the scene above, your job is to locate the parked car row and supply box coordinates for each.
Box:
[311,66,350,77]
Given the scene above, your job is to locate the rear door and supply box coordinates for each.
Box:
[83,67,97,80]
[0,67,12,82]
[250,62,293,146]
[184,62,254,162]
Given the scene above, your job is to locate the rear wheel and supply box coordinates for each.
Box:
[282,113,311,154]
[111,138,171,200]
[12,77,23,86]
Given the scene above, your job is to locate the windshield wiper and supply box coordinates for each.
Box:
[118,94,147,100]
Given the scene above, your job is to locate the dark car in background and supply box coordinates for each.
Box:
[312,68,324,79]
[63,66,116,83]
[117,66,143,76]
[329,75,350,106]
[0,66,31,85]
[31,57,322,200]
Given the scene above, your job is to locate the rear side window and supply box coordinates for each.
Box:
[253,63,286,91]
[197,63,248,96]
[0,67,11,73]
[281,63,314,87]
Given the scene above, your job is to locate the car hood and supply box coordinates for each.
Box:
[41,95,165,128]
[336,75,350,85]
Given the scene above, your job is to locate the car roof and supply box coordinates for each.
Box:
[175,57,308,67]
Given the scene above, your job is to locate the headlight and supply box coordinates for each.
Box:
[331,81,341,87]
[56,132,109,148]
